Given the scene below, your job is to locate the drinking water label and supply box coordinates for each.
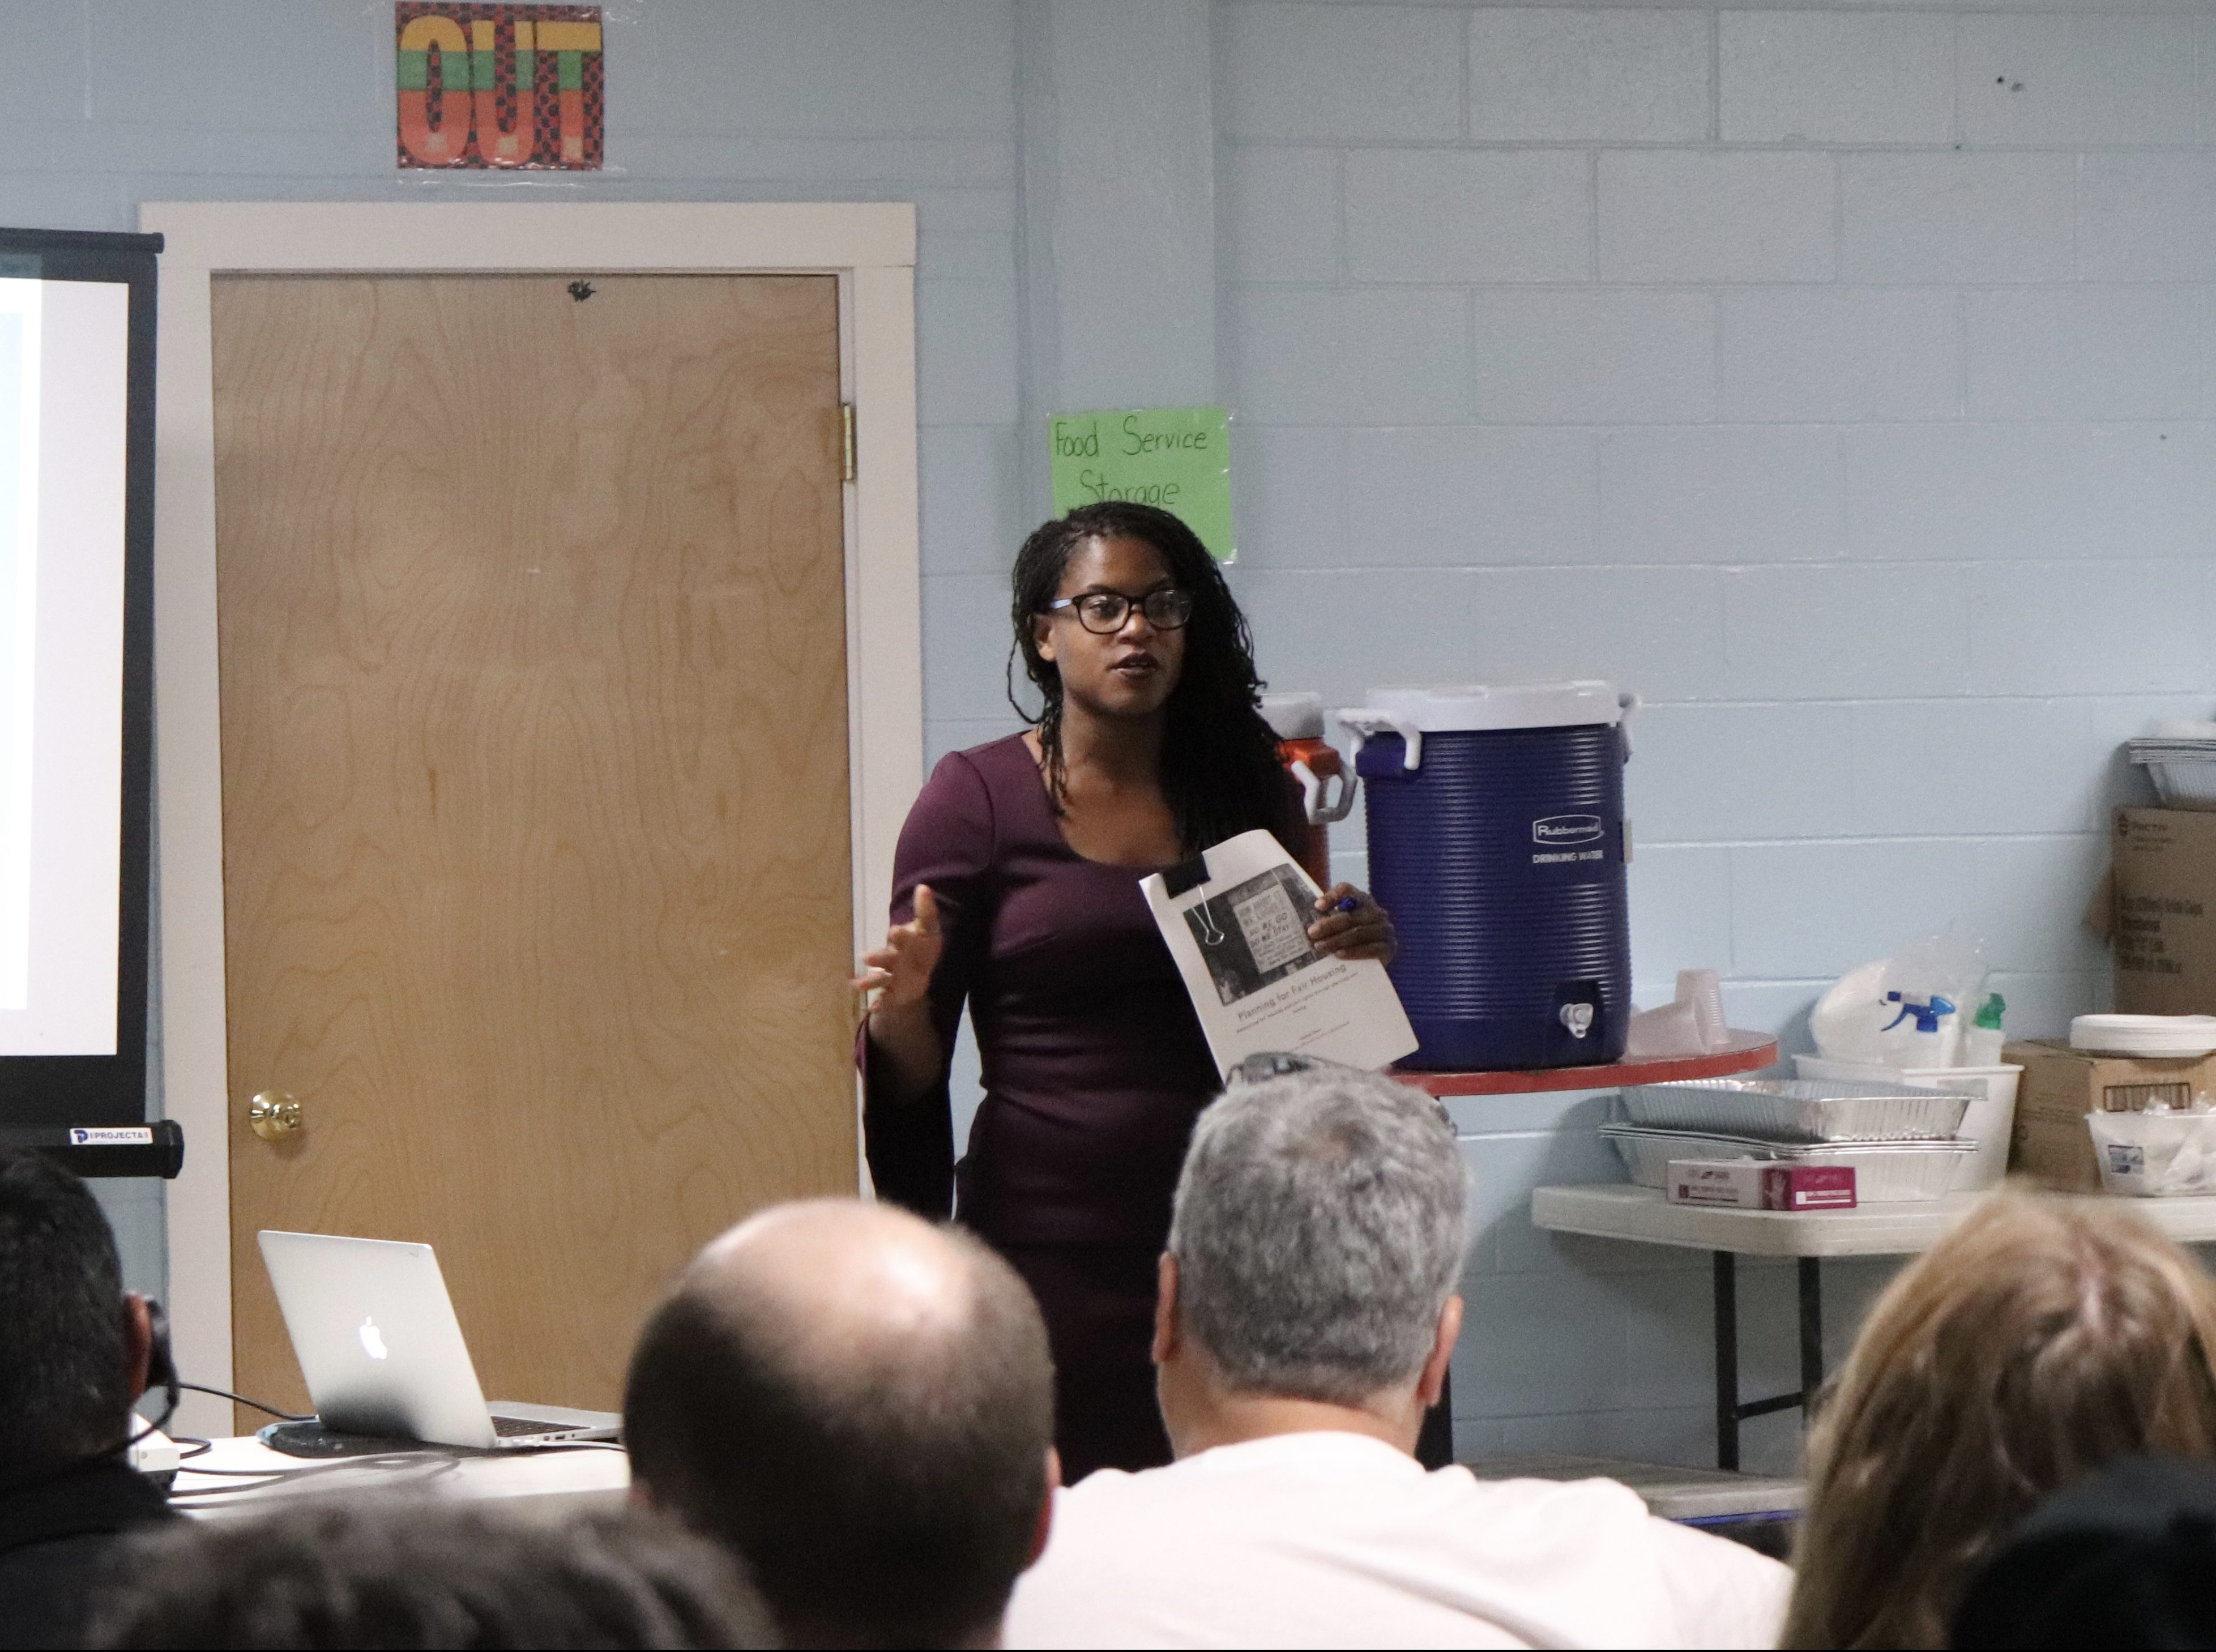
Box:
[1531,813,1609,865]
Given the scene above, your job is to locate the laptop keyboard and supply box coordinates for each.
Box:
[491,1415,572,1438]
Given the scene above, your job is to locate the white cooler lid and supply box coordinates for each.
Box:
[1360,681,1626,732]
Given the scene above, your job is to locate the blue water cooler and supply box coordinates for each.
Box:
[1340,682,1634,1071]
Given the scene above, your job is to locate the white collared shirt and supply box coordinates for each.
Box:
[1004,1431,1789,1650]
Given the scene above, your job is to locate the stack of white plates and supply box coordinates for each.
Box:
[2069,1014,2216,1058]
[2128,724,2216,809]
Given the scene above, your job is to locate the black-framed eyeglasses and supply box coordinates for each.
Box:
[1044,587,1195,634]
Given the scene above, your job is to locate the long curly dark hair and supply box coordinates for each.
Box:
[1007,502,1293,854]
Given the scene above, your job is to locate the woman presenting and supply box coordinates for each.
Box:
[856,501,1396,1479]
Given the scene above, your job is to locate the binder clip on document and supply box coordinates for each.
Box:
[1141,830,1419,1080]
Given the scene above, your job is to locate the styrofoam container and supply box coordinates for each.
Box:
[1794,1056,2021,1191]
[1617,1078,1968,1144]
[1599,1125,1974,1202]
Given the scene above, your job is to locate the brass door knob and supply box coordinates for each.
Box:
[249,1092,304,1142]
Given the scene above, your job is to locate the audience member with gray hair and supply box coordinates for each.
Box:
[1005,1061,1791,1649]
[1168,1057,1471,1416]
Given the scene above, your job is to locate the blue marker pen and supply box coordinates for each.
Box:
[1334,895,1360,913]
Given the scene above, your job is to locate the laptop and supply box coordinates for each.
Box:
[258,1230,621,1450]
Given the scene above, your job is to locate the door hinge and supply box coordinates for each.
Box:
[840,402,856,483]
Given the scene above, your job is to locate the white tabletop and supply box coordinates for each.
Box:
[169,1433,630,1518]
[1531,1184,2216,1257]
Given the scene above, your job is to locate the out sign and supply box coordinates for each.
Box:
[396,4,604,170]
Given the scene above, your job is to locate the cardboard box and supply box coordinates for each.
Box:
[1667,1159,1857,1211]
[2111,808,2216,1015]
[1669,1160,1764,1208]
[2005,1038,2216,1192]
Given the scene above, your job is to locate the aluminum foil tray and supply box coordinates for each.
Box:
[1617,1077,1970,1143]
[1599,1125,1975,1203]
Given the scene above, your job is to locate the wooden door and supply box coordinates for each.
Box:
[212,274,856,1424]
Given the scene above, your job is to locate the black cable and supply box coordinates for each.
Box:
[177,1382,313,1422]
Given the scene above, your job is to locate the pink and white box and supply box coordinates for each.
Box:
[1667,1159,1857,1212]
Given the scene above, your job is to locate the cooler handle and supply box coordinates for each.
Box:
[1289,758,1359,825]
[1617,692,1640,761]
[1335,710,1424,774]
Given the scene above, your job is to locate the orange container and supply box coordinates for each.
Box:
[1260,694,1357,888]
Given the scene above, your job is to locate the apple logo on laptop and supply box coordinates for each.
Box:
[358,1316,390,1361]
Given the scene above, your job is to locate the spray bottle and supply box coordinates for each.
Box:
[1963,993,2006,1066]
[1879,991,1960,1069]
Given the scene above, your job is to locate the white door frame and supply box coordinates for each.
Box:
[141,202,921,1437]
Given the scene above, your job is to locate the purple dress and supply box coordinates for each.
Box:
[862,733,1220,1478]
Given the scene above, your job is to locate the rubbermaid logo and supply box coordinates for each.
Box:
[1532,814,1603,846]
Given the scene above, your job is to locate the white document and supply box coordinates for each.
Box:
[1141,829,1418,1079]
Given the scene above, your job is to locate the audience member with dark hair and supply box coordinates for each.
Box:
[625,1199,1056,1650]
[84,1500,774,1649]
[1784,1194,2216,1649]
[0,1149,175,1650]
[1953,1454,2216,1650]
[1005,1066,1788,1647]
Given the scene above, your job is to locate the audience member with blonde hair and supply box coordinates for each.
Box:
[1784,1192,2216,1649]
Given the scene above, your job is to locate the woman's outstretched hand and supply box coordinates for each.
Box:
[1308,883,1398,964]
[856,883,945,1011]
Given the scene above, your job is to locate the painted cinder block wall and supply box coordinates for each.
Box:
[1207,0,2216,1470]
[7,1,2213,1471]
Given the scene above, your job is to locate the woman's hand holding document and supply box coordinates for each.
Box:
[1141,830,1417,1079]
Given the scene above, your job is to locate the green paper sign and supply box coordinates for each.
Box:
[1048,405,1235,563]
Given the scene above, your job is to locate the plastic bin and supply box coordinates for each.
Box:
[1794,1056,2020,1191]
[2088,1109,2216,1197]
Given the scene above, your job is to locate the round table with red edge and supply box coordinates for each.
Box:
[1392,1031,1782,1471]
[1395,1030,1781,1098]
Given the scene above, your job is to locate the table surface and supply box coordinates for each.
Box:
[1467,1453,1803,1519]
[1399,1032,1778,1097]
[1531,1184,2216,1256]
[168,1433,630,1517]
